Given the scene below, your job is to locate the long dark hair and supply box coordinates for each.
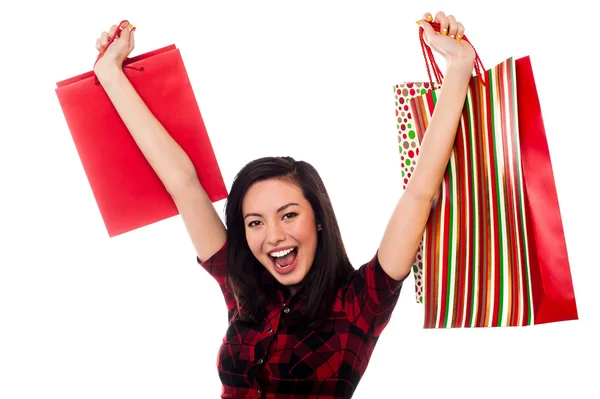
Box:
[224,156,354,326]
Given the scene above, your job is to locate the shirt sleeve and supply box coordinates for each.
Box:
[342,250,408,337]
[196,241,236,313]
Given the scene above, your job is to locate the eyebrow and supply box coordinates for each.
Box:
[243,202,299,220]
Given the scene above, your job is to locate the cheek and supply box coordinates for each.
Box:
[245,229,265,255]
[289,219,317,244]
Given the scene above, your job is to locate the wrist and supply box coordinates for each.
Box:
[94,62,125,85]
[445,57,475,80]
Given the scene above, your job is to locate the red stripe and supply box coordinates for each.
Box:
[437,175,452,327]
[472,80,488,328]
[425,193,440,328]
[453,111,468,327]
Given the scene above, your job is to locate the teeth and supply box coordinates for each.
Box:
[270,247,295,258]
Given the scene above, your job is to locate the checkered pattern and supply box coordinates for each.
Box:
[197,242,405,398]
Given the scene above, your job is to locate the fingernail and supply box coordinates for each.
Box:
[426,15,433,21]
[416,20,421,25]
[127,24,133,30]
[120,21,129,28]
[442,28,447,36]
[450,34,455,39]
[456,35,462,42]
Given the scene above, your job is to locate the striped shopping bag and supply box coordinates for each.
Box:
[394,27,578,328]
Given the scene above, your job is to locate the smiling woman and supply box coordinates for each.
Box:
[198,156,406,397]
[91,9,476,399]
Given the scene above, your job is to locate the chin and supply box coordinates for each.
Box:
[267,260,307,288]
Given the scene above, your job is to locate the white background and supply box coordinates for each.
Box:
[1,0,598,398]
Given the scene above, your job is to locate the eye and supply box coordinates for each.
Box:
[247,220,262,228]
[282,212,298,220]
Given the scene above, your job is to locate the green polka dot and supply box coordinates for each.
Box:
[396,124,399,129]
[408,130,416,139]
[395,101,398,107]
[412,265,418,273]
[421,88,427,94]
[419,297,423,303]
[399,146,402,154]
[402,170,405,177]
[405,159,411,166]
[407,123,412,129]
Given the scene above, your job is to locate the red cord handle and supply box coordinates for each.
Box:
[418,21,486,88]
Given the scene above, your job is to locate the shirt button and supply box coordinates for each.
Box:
[266,327,273,333]
[257,358,264,365]
[257,389,261,396]
[283,307,290,313]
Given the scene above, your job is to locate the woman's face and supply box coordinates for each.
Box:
[242,178,320,293]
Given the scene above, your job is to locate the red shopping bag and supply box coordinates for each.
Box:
[55,42,228,237]
[515,56,577,325]
[394,23,577,327]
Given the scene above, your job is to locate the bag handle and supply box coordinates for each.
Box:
[418,21,487,88]
[93,20,143,85]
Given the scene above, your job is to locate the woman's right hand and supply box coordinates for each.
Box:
[93,21,136,77]
[417,11,475,72]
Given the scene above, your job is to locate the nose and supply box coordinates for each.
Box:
[266,223,286,245]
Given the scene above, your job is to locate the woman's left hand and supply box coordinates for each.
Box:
[418,11,475,70]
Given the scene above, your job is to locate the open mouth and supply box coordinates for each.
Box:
[269,247,298,270]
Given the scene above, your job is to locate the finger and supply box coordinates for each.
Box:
[128,27,136,53]
[434,11,449,36]
[118,23,133,44]
[418,19,437,44]
[447,15,458,39]
[108,24,119,40]
[100,31,110,48]
[456,22,465,42]
[422,12,433,22]
[95,38,103,52]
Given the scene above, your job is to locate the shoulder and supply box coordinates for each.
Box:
[344,251,406,294]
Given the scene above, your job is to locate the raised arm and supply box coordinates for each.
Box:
[94,22,226,261]
[378,12,475,280]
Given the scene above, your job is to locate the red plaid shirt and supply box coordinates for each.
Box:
[198,242,405,398]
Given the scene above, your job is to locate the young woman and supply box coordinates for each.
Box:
[93,11,475,398]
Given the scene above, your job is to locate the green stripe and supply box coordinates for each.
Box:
[486,67,503,327]
[444,155,455,328]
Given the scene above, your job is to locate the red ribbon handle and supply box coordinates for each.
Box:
[93,20,142,85]
[418,21,487,88]
[94,20,133,68]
